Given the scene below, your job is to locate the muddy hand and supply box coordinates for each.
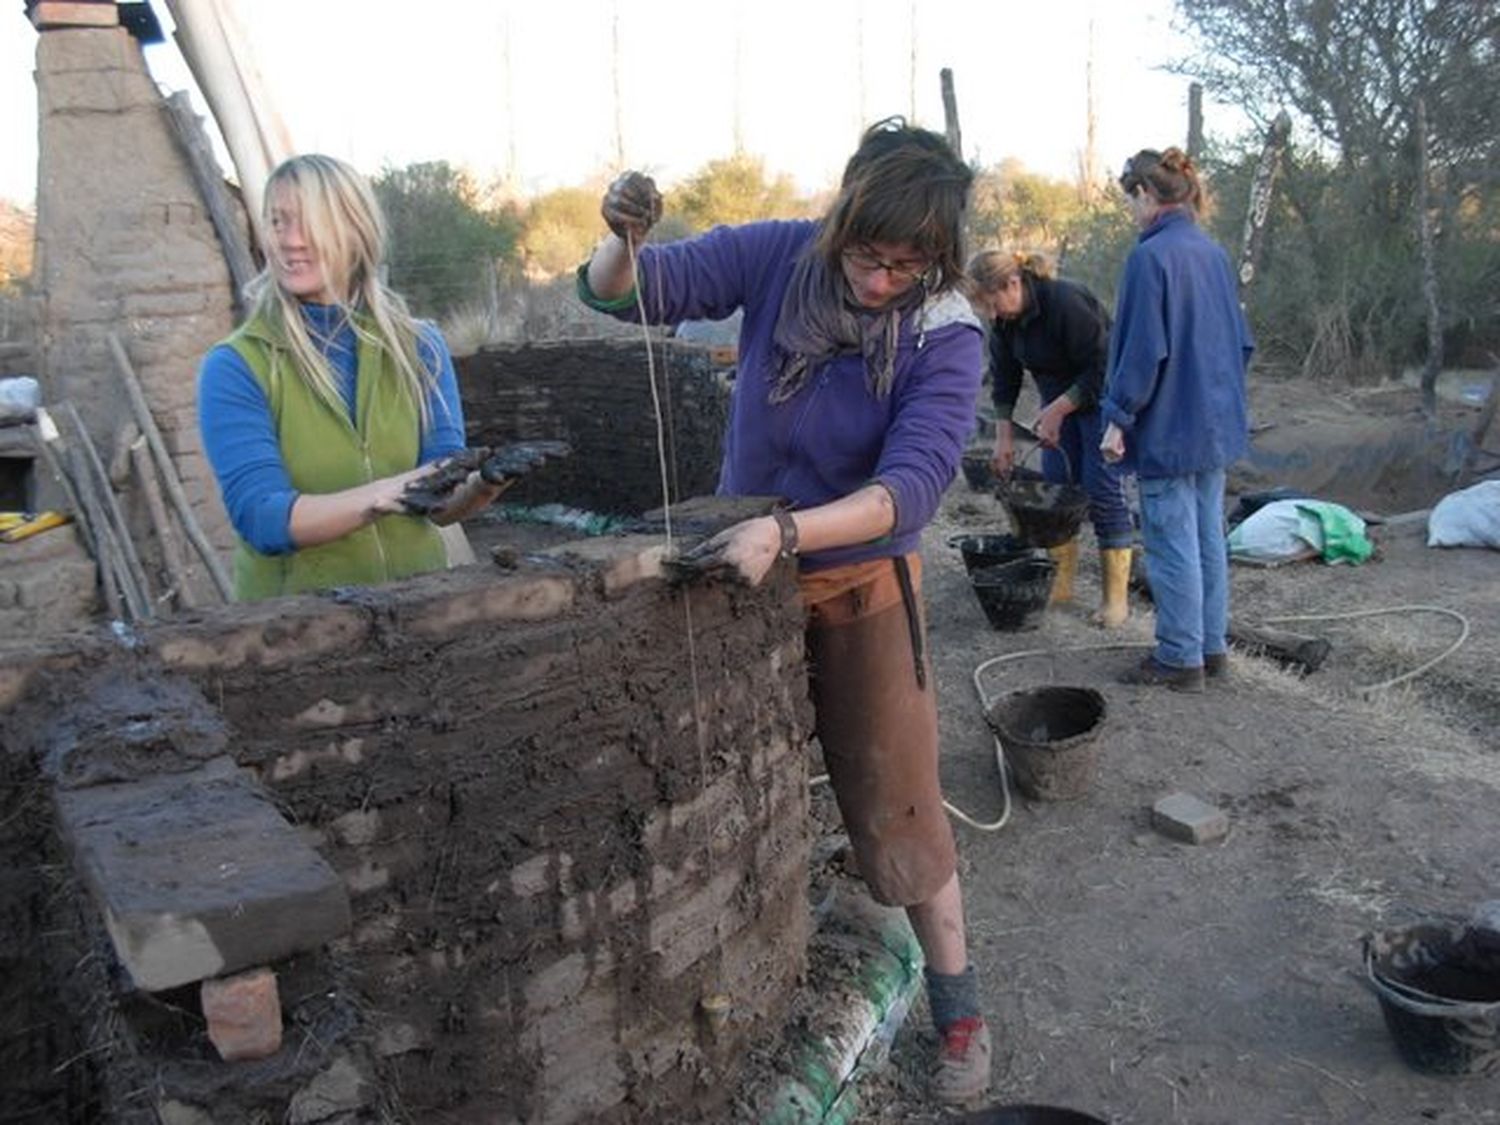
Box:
[602,171,663,243]
[399,448,490,516]
[661,536,745,586]
[479,440,571,488]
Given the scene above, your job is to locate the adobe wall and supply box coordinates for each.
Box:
[31,23,236,595]
[0,537,812,1123]
[456,340,732,516]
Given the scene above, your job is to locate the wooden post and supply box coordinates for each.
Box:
[940,68,962,160]
[131,437,198,610]
[1415,96,1443,418]
[107,333,235,601]
[164,90,257,318]
[61,402,153,621]
[1187,82,1204,159]
[1236,110,1291,294]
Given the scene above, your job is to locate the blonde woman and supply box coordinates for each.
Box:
[969,249,1133,626]
[198,154,499,600]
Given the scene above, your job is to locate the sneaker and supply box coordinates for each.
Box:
[931,1016,992,1107]
[1204,652,1229,679]
[1119,655,1205,693]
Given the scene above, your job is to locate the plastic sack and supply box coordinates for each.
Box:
[0,376,39,422]
[1427,480,1500,549]
[1228,498,1374,565]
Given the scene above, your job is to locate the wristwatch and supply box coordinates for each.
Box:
[771,509,799,559]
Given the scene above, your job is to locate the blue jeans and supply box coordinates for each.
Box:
[1034,385,1133,549]
[1138,470,1230,669]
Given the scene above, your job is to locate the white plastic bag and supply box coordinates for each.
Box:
[1427,480,1500,549]
[0,376,39,422]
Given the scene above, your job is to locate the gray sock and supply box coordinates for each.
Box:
[924,964,980,1032]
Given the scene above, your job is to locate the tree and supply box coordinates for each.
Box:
[968,159,1087,255]
[519,186,606,280]
[0,201,34,287]
[372,162,520,319]
[666,154,809,232]
[1176,0,1500,378]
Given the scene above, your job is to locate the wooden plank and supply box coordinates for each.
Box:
[164,90,257,317]
[107,333,234,601]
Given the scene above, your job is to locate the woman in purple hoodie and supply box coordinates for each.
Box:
[578,118,992,1107]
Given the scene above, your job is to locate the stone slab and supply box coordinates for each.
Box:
[54,757,351,991]
[1151,791,1230,845]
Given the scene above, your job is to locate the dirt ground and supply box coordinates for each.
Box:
[849,374,1500,1123]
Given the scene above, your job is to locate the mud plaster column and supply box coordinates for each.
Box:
[32,22,236,585]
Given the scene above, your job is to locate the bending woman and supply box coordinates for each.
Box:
[578,119,993,1108]
[199,154,499,601]
[1100,148,1254,691]
[969,249,1134,627]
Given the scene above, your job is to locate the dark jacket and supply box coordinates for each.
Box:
[989,275,1111,419]
[1100,209,1254,478]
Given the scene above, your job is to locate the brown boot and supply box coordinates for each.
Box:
[1094,546,1133,628]
[1047,538,1079,604]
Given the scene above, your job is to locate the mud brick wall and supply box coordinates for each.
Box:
[457,340,732,516]
[32,23,237,590]
[0,542,813,1124]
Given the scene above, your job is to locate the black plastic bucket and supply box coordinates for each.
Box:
[948,533,1048,576]
[1362,921,1500,1076]
[984,686,1107,800]
[969,557,1055,632]
[956,1106,1108,1124]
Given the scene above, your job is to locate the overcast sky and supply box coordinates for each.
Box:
[1,0,1239,208]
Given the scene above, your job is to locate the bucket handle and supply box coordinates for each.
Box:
[1012,438,1073,483]
[1361,942,1500,1020]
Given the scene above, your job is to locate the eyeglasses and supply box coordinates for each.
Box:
[841,246,933,285]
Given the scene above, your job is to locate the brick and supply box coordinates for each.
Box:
[201,967,282,1061]
[1152,791,1230,844]
[54,757,351,990]
[29,2,120,29]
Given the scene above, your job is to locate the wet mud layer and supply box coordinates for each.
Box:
[0,516,818,1124]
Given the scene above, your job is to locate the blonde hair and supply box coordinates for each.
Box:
[245,154,437,427]
[967,248,1053,294]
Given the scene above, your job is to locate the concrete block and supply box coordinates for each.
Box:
[201,967,282,1061]
[1152,791,1230,845]
[54,757,352,991]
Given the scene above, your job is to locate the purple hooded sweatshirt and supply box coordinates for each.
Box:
[580,220,983,571]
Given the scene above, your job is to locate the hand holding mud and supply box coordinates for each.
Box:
[665,516,782,588]
[397,441,571,518]
[602,171,663,243]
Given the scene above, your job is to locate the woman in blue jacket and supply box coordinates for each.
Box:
[1100,148,1254,692]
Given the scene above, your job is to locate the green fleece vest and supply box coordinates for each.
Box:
[225,312,446,601]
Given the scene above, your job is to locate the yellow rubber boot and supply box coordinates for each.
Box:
[1096,546,1133,628]
[1047,538,1079,604]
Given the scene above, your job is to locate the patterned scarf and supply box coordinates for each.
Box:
[769,245,926,405]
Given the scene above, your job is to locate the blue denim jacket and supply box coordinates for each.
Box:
[1100,209,1253,479]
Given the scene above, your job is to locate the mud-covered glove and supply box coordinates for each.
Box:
[398,448,489,516]
[660,536,742,586]
[478,440,571,487]
[602,171,662,243]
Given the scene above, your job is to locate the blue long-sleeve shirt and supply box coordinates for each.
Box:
[580,220,984,570]
[198,304,465,554]
[1100,209,1254,478]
